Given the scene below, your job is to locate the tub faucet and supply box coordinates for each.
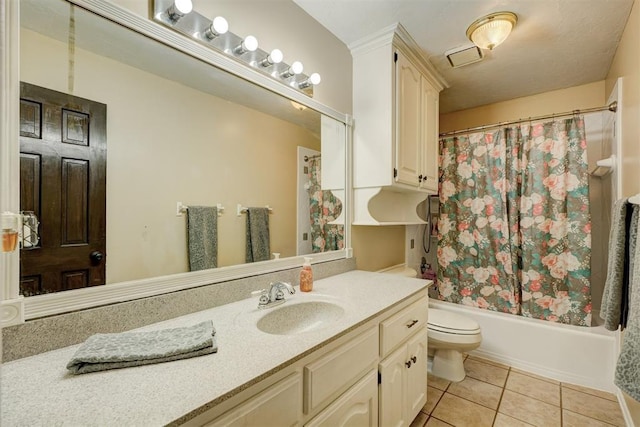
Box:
[253,281,295,309]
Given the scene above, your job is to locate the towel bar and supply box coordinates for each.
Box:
[176,202,225,216]
[237,204,273,216]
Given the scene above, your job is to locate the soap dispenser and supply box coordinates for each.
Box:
[299,257,313,292]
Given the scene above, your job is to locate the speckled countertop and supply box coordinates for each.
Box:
[1,270,427,426]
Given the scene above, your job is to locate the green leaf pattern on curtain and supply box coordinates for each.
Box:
[437,117,592,326]
[306,156,344,253]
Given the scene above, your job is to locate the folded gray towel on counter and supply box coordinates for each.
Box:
[66,321,217,375]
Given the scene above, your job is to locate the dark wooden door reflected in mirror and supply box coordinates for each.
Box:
[19,82,107,296]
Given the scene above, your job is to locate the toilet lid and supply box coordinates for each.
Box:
[428,308,481,335]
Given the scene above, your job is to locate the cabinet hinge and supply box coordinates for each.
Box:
[394,52,398,63]
[393,168,397,178]
[378,371,382,384]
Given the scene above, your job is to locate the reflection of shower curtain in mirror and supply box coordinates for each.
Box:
[306,156,344,252]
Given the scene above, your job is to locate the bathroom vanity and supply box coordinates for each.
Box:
[1,271,429,426]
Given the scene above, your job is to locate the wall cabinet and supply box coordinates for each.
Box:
[351,24,445,224]
[196,292,428,427]
[395,51,439,193]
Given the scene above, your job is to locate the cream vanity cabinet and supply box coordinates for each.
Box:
[191,292,428,427]
[351,24,445,224]
[379,298,429,427]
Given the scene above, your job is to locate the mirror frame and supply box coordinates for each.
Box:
[0,0,353,325]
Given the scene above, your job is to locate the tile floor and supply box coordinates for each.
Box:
[411,355,626,427]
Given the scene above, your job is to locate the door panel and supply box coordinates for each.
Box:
[19,82,107,295]
[406,328,429,420]
[395,51,421,187]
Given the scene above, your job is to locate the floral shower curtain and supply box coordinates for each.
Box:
[306,156,344,253]
[437,117,592,326]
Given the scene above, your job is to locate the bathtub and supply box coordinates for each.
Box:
[429,300,619,392]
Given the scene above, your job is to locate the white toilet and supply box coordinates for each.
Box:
[427,307,482,382]
[381,265,482,382]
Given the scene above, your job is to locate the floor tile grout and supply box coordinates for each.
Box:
[423,357,623,427]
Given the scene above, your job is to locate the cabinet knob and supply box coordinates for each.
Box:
[405,360,412,368]
[418,174,423,182]
[411,356,417,363]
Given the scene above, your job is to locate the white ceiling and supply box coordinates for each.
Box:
[293,0,635,113]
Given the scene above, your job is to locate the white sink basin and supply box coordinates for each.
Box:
[256,301,345,335]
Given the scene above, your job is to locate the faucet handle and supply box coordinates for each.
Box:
[251,289,270,306]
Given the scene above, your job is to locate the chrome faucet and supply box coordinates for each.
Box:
[253,281,295,309]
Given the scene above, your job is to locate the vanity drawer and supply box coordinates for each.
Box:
[380,297,428,357]
[304,326,378,414]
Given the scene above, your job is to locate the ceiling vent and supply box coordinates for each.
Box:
[445,45,484,68]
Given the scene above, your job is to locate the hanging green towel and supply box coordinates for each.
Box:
[66,321,217,375]
[246,207,270,263]
[615,204,640,400]
[601,199,629,330]
[188,206,218,271]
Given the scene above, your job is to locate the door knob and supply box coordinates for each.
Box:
[90,251,104,265]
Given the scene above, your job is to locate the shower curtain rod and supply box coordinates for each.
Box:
[439,101,618,138]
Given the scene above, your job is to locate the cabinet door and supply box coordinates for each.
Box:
[379,345,407,427]
[305,370,378,427]
[206,373,302,427]
[395,50,422,188]
[420,77,439,192]
[406,328,429,421]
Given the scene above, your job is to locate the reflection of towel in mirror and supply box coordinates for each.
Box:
[66,320,217,374]
[188,206,218,271]
[615,204,640,400]
[246,207,270,263]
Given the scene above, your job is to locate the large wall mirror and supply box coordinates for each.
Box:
[5,0,349,318]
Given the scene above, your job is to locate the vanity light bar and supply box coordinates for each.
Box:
[153,0,320,97]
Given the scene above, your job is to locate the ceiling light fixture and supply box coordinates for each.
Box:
[466,11,517,50]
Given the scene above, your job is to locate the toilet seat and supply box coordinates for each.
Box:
[428,308,481,335]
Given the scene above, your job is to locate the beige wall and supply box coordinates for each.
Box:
[605,0,640,422]
[440,81,606,133]
[21,29,320,283]
[351,226,406,272]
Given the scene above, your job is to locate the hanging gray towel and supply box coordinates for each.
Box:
[66,321,217,375]
[601,198,629,330]
[615,204,640,400]
[246,207,271,263]
[188,206,218,271]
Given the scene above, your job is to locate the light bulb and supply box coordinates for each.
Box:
[298,72,321,89]
[204,16,228,39]
[234,35,258,55]
[259,49,284,67]
[167,0,192,21]
[280,61,303,78]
